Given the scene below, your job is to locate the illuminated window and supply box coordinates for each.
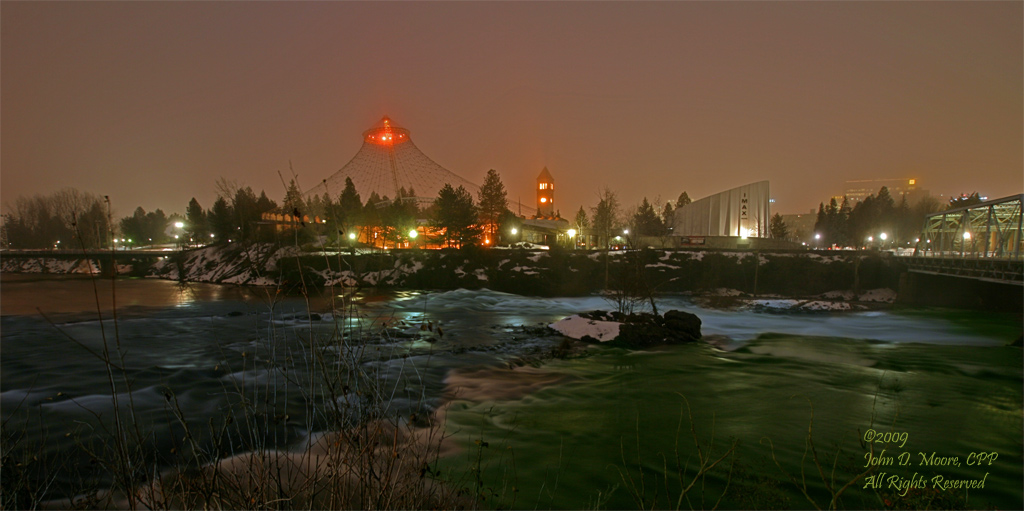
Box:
[909,179,916,185]
[540,198,547,203]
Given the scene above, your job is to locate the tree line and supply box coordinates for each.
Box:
[2,189,110,249]
[11,174,967,252]
[811,187,976,248]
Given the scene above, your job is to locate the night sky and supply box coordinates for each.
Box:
[2,2,1021,218]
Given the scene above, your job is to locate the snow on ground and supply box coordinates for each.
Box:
[750,299,800,310]
[549,315,621,342]
[749,299,855,312]
[1,258,100,274]
[799,300,853,311]
[711,288,744,296]
[821,290,855,300]
[645,262,681,269]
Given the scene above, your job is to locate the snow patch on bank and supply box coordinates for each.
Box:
[549,315,621,342]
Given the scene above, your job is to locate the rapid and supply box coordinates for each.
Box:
[1,274,1020,509]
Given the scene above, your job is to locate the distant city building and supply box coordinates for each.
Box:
[843,178,928,205]
[780,211,818,242]
[671,181,770,238]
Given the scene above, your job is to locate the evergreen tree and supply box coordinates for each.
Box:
[574,206,589,233]
[381,199,417,248]
[432,184,480,248]
[676,191,692,208]
[339,178,362,214]
[477,169,508,242]
[255,191,277,214]
[769,213,789,240]
[362,192,383,248]
[591,189,620,248]
[186,198,208,241]
[253,191,278,242]
[337,177,363,238]
[814,202,826,235]
[631,197,664,236]
[232,187,259,241]
[120,207,148,246]
[209,196,234,242]
[661,202,674,229]
[145,209,169,244]
[283,179,305,219]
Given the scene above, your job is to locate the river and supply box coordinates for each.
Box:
[1,274,1021,509]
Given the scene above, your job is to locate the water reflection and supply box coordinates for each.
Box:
[0,274,276,316]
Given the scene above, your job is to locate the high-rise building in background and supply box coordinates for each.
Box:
[843,178,928,205]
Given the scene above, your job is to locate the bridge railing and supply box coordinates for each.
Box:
[913,194,1023,261]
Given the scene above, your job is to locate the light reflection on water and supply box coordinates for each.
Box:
[0,276,1020,508]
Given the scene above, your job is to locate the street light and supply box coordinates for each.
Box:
[408,229,418,239]
[879,233,888,241]
[567,229,576,249]
[174,221,184,229]
[511,228,518,235]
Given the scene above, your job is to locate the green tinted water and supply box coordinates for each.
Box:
[441,335,1022,510]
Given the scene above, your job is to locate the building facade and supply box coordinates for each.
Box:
[671,181,771,238]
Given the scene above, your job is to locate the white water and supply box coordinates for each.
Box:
[1,279,1020,507]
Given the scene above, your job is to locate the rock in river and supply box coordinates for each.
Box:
[550,309,701,348]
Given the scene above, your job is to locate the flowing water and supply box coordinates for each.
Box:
[1,274,1021,509]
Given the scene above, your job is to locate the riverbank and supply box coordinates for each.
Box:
[1,242,903,300]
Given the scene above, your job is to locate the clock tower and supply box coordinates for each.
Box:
[536,167,555,217]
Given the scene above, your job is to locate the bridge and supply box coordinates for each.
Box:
[905,194,1023,285]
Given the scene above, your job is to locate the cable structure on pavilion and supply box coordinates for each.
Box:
[312,116,479,207]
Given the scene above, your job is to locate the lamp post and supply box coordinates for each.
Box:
[174,221,186,249]
[567,229,576,249]
[348,232,357,255]
[408,228,418,248]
